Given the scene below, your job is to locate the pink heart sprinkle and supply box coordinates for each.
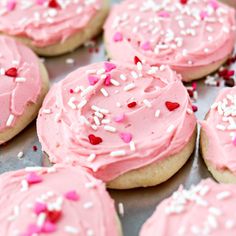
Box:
[158,11,170,18]
[233,137,236,146]
[65,190,80,201]
[7,0,16,11]
[104,74,111,86]
[34,202,47,215]
[200,11,208,20]
[104,62,116,72]
[41,221,57,233]
[26,172,42,185]
[114,114,125,123]
[88,75,99,85]
[113,32,123,42]
[120,132,132,143]
[209,0,218,10]
[141,41,151,51]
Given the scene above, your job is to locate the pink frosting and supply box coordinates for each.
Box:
[0,0,103,47]
[0,36,42,142]
[37,61,196,182]
[140,179,236,236]
[200,87,236,175]
[104,0,236,77]
[0,165,118,236]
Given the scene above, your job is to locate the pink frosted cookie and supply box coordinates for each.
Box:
[0,0,109,56]
[0,165,122,236]
[104,0,236,81]
[201,87,236,183]
[140,179,236,236]
[37,60,197,189]
[0,36,49,144]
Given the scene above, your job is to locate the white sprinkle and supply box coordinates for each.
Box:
[129,141,136,151]
[68,97,77,110]
[6,114,14,127]
[83,202,93,209]
[15,77,26,83]
[47,167,56,173]
[110,150,126,157]
[167,125,175,133]
[100,88,109,97]
[20,180,29,192]
[116,102,122,108]
[104,125,116,133]
[137,62,142,71]
[17,151,24,159]
[88,153,96,162]
[37,213,46,227]
[216,191,231,200]
[66,58,75,65]
[120,74,127,81]
[94,111,103,119]
[118,202,124,216]
[110,79,120,86]
[97,68,106,75]
[209,207,222,216]
[80,86,94,97]
[187,108,193,114]
[85,182,97,189]
[143,99,152,108]
[216,124,226,131]
[64,226,80,234]
[124,83,136,91]
[155,110,161,117]
[25,166,42,172]
[207,215,218,229]
[131,71,138,79]
[101,119,110,124]
[42,109,52,114]
[93,116,100,126]
[77,99,87,109]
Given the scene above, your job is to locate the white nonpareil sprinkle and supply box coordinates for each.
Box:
[83,202,93,209]
[124,83,136,91]
[110,150,126,157]
[6,114,14,127]
[64,226,80,234]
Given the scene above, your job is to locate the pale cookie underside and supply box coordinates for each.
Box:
[200,128,236,183]
[0,61,49,144]
[2,0,109,56]
[107,128,197,189]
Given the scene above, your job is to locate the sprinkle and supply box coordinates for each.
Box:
[33,145,38,152]
[110,150,126,157]
[88,75,99,85]
[26,172,42,185]
[124,83,136,91]
[216,191,231,200]
[155,110,161,117]
[127,101,137,108]
[64,226,80,234]
[167,125,175,133]
[143,99,152,108]
[131,71,138,79]
[77,99,87,109]
[42,109,52,114]
[101,119,110,124]
[41,221,57,233]
[187,108,193,114]
[65,190,80,201]
[88,134,103,145]
[118,202,124,216]
[141,41,151,51]
[216,124,226,131]
[21,180,29,192]
[37,213,47,227]
[110,79,120,86]
[113,32,123,42]
[104,125,116,133]
[6,114,14,127]
[104,62,116,72]
[192,105,198,112]
[83,202,93,209]
[134,56,142,65]
[120,132,132,143]
[165,101,180,111]
[34,202,47,215]
[100,88,109,97]
[93,116,100,126]
[6,0,16,11]
[17,151,24,159]
[5,67,17,77]
[104,74,111,86]
[66,58,75,65]
[15,77,26,82]
[120,74,127,81]
[129,141,136,151]
[114,113,125,123]
[88,153,96,162]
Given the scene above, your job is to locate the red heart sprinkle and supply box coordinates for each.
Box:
[134,56,142,65]
[5,67,17,77]
[88,134,103,145]
[47,210,62,223]
[48,0,60,8]
[127,101,137,108]
[180,0,188,4]
[165,101,180,111]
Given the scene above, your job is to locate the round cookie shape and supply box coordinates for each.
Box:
[200,87,236,183]
[0,165,121,236]
[0,35,49,144]
[37,60,197,189]
[0,0,109,56]
[104,0,236,81]
[140,179,236,236]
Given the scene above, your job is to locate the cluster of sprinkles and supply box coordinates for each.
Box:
[165,181,235,235]
[8,166,101,236]
[211,92,236,145]
[110,0,235,66]
[42,57,196,162]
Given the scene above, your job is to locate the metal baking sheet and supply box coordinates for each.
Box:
[0,1,235,235]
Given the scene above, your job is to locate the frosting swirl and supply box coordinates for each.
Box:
[104,0,236,78]
[0,165,119,236]
[37,61,196,182]
[0,0,103,47]
[0,36,42,138]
